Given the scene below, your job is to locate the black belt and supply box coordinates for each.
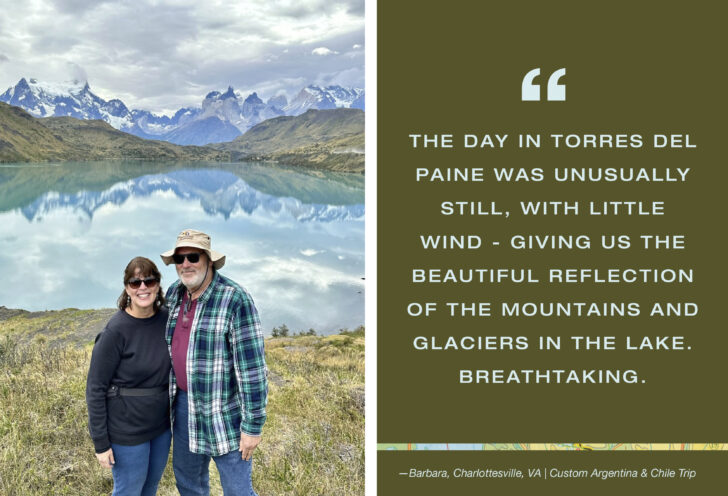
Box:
[106,384,168,398]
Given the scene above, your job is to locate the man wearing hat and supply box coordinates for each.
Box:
[161,229,267,495]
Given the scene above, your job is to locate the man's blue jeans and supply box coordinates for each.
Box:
[110,428,172,496]
[173,390,258,496]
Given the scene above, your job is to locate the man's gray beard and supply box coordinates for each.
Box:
[180,272,205,290]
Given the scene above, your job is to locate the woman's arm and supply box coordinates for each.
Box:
[85,326,123,454]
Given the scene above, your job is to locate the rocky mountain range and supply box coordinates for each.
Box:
[0,78,364,146]
[1,101,363,172]
[0,101,227,162]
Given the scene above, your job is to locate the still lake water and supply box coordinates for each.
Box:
[0,161,364,334]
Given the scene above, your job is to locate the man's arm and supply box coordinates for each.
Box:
[229,290,268,440]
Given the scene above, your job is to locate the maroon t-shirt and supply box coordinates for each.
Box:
[171,291,197,392]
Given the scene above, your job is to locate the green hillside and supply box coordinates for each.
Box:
[215,109,365,173]
[0,103,364,172]
[0,102,76,161]
[0,103,229,162]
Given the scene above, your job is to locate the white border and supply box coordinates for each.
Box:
[364,0,377,494]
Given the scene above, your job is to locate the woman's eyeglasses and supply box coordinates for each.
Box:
[127,277,160,289]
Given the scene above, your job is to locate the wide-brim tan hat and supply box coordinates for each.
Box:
[161,229,226,270]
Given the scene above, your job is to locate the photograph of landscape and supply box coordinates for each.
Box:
[0,1,365,494]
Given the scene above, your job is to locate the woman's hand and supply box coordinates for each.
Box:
[95,448,115,469]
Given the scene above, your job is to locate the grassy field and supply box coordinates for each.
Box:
[0,309,364,495]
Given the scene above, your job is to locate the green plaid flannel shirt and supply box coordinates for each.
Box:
[166,271,268,456]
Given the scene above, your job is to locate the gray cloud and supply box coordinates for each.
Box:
[0,54,8,63]
[319,67,365,88]
[66,62,88,83]
[50,0,114,14]
[264,0,353,19]
[0,0,364,111]
[30,35,81,54]
[346,1,365,15]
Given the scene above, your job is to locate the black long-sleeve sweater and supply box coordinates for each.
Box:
[86,308,171,453]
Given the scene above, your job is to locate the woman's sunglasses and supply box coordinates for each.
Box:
[172,253,201,264]
[127,277,160,289]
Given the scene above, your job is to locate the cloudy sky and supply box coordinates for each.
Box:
[0,0,365,114]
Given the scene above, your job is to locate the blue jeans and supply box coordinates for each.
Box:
[173,390,258,496]
[110,428,172,496]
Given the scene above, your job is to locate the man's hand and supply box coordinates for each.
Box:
[95,448,115,469]
[239,433,261,461]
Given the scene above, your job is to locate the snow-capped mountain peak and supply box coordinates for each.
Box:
[220,86,236,99]
[0,77,132,126]
[1,78,364,146]
[284,84,364,115]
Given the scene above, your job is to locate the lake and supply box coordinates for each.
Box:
[0,161,364,335]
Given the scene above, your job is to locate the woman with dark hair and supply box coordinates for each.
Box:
[86,257,171,496]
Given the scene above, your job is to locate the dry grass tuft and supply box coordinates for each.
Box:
[0,325,364,495]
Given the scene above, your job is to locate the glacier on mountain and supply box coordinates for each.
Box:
[0,78,365,146]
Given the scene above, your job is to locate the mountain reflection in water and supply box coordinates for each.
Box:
[0,161,364,334]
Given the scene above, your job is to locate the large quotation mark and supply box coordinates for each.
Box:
[521,68,566,101]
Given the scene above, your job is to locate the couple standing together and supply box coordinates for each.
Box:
[86,229,268,496]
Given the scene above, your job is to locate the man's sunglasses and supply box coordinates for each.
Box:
[172,253,202,264]
[127,277,160,289]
